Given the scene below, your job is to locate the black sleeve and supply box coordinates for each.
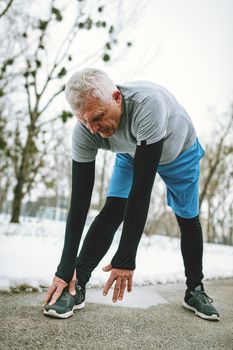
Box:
[55,159,95,283]
[111,138,164,270]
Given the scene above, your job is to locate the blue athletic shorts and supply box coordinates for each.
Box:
[107,139,205,218]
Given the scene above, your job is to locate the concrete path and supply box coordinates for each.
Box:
[86,284,169,308]
[1,279,233,350]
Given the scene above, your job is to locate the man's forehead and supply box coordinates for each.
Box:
[76,103,104,121]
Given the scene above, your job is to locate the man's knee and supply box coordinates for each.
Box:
[175,214,202,234]
[97,197,126,224]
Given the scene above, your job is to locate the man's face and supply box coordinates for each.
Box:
[76,90,122,138]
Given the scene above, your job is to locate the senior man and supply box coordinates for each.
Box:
[43,68,219,321]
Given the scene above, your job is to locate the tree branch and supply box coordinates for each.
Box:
[38,86,65,116]
[25,76,32,120]
[200,114,233,207]
[0,0,15,18]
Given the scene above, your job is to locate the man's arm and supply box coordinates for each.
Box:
[103,139,164,300]
[56,159,95,283]
[111,138,164,269]
[43,159,95,306]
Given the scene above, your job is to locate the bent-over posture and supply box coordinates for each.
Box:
[43,68,219,321]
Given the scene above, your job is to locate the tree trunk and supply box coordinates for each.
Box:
[10,127,35,223]
[0,176,10,212]
[97,151,107,209]
[207,200,211,243]
[10,173,25,222]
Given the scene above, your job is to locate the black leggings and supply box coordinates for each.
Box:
[176,214,204,290]
[76,197,126,287]
[76,197,204,290]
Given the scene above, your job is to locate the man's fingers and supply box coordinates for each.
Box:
[42,276,68,307]
[103,269,134,302]
[69,273,76,295]
[118,277,127,301]
[71,269,77,281]
[68,282,76,296]
[102,274,115,296]
[102,264,112,272]
[127,274,133,292]
[112,277,122,302]
[42,284,56,306]
[48,286,64,305]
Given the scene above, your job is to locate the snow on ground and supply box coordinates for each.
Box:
[0,217,233,291]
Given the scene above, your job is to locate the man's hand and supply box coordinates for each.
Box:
[102,264,134,302]
[42,270,76,307]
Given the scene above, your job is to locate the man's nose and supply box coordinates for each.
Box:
[87,121,99,134]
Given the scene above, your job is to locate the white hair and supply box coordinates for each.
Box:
[65,68,117,114]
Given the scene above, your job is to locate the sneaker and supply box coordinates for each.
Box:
[43,288,76,319]
[183,285,220,321]
[74,283,86,310]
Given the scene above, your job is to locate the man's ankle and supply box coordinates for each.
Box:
[76,281,86,289]
[186,282,204,293]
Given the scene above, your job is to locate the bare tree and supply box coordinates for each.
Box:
[0,0,134,222]
[143,106,233,244]
[199,106,233,244]
[0,111,12,211]
[92,150,115,210]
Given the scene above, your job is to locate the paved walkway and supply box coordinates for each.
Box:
[86,284,169,308]
[1,279,233,350]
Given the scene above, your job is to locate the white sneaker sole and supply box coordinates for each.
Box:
[74,301,85,310]
[43,301,85,319]
[183,301,220,321]
[43,308,74,319]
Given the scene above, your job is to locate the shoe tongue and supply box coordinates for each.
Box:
[194,285,202,292]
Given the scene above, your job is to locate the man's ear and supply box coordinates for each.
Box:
[112,90,121,104]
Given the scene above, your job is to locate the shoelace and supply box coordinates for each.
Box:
[191,290,213,304]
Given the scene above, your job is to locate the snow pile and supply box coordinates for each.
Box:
[0,219,233,291]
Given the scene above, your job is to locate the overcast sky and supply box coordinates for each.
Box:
[36,0,233,138]
[101,0,233,136]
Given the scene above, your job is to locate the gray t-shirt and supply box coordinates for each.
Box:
[72,81,196,165]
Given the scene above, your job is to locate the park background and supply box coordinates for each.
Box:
[0,0,233,291]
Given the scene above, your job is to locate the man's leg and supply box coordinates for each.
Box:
[175,213,219,320]
[76,196,126,287]
[158,139,205,288]
[76,153,134,287]
[175,214,204,290]
[158,139,219,320]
